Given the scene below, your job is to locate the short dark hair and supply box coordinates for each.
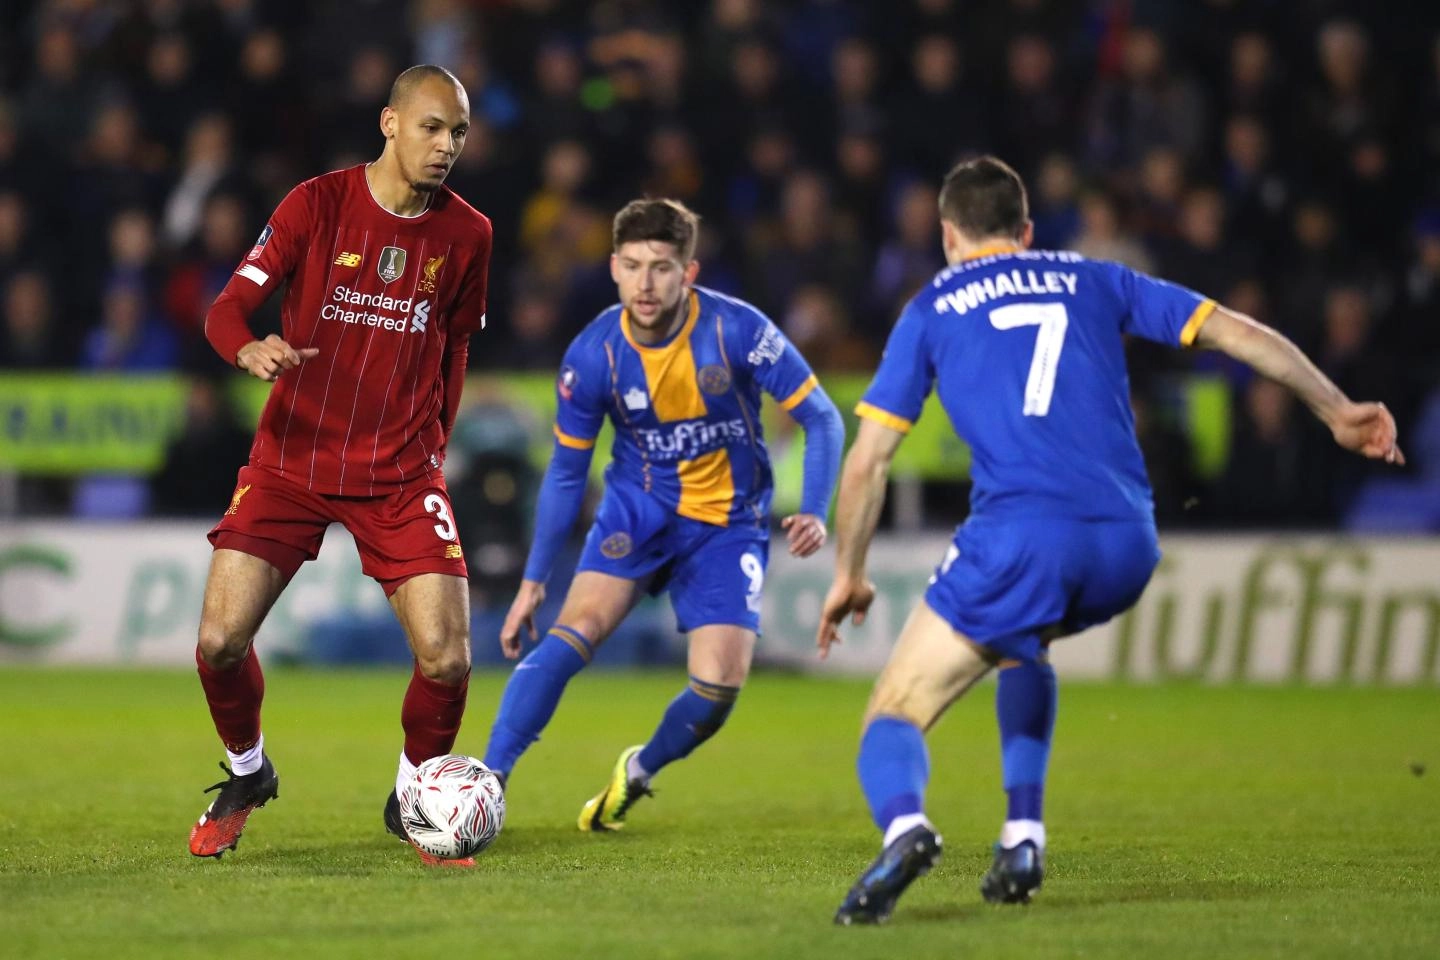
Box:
[938,156,1029,240]
[388,64,463,108]
[612,198,700,261]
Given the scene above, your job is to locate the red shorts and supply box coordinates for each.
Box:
[209,465,468,596]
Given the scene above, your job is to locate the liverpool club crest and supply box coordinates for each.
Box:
[377,246,407,284]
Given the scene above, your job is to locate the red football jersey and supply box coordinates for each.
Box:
[206,165,491,496]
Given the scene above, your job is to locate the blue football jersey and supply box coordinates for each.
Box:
[859,247,1215,521]
[553,285,819,526]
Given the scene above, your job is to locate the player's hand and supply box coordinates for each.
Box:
[1330,401,1405,465]
[781,513,827,557]
[499,579,546,660]
[817,576,875,659]
[236,334,320,382]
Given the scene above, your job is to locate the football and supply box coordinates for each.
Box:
[398,755,506,860]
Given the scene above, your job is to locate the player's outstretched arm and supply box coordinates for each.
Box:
[234,335,320,383]
[499,580,546,660]
[781,387,845,558]
[503,439,594,658]
[817,418,905,658]
[1194,306,1404,465]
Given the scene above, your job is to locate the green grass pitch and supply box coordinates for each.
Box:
[1,668,1436,959]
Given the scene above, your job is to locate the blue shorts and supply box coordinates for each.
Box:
[924,513,1160,663]
[577,483,769,634]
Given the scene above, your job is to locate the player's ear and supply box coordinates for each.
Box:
[684,259,700,285]
[1020,220,1035,249]
[380,105,397,140]
[609,253,621,284]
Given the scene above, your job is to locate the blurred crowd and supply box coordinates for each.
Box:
[1,0,1438,530]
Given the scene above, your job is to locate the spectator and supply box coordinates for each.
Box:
[1071,189,1154,273]
[0,271,66,369]
[80,279,179,372]
[894,33,983,179]
[523,35,591,151]
[149,374,254,516]
[163,192,250,341]
[1211,377,1333,528]
[1221,113,1290,252]
[994,33,1074,180]
[1087,27,1209,176]
[868,179,943,336]
[19,26,98,160]
[1227,31,1285,127]
[161,114,240,249]
[832,123,889,248]
[829,36,885,150]
[780,284,875,372]
[1157,186,1250,302]
[487,277,568,371]
[1133,146,1187,246]
[138,32,212,158]
[744,168,864,316]
[1029,152,1081,249]
[0,189,36,287]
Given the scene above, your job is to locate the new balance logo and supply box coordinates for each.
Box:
[410,300,431,334]
[334,252,361,267]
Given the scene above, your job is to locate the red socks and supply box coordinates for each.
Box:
[401,663,470,764]
[198,650,467,766]
[195,645,264,754]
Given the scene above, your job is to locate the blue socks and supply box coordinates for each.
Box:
[853,660,1057,845]
[996,659,1057,822]
[483,626,592,777]
[857,715,929,831]
[636,677,739,777]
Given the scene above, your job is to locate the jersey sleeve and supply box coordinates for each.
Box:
[857,300,934,433]
[735,307,820,411]
[1109,262,1217,347]
[234,184,314,299]
[204,183,316,364]
[552,337,607,450]
[450,224,492,338]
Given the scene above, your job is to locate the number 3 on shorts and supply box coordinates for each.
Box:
[740,553,764,613]
[424,493,457,541]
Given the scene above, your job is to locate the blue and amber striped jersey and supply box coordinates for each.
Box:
[553,285,820,526]
[860,247,1215,522]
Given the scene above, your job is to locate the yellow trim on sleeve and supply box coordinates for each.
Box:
[553,425,596,450]
[1179,298,1217,347]
[778,374,819,412]
[854,401,913,434]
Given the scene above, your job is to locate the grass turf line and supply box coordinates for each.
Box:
[0,668,1436,959]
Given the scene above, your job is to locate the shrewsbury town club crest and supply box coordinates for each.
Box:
[378,246,407,284]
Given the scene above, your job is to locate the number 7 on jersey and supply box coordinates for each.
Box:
[989,302,1069,417]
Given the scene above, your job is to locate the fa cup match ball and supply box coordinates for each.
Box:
[398,755,505,860]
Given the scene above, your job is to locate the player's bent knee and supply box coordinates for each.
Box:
[196,619,252,669]
[556,611,609,650]
[862,681,944,732]
[416,642,471,685]
[862,699,931,733]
